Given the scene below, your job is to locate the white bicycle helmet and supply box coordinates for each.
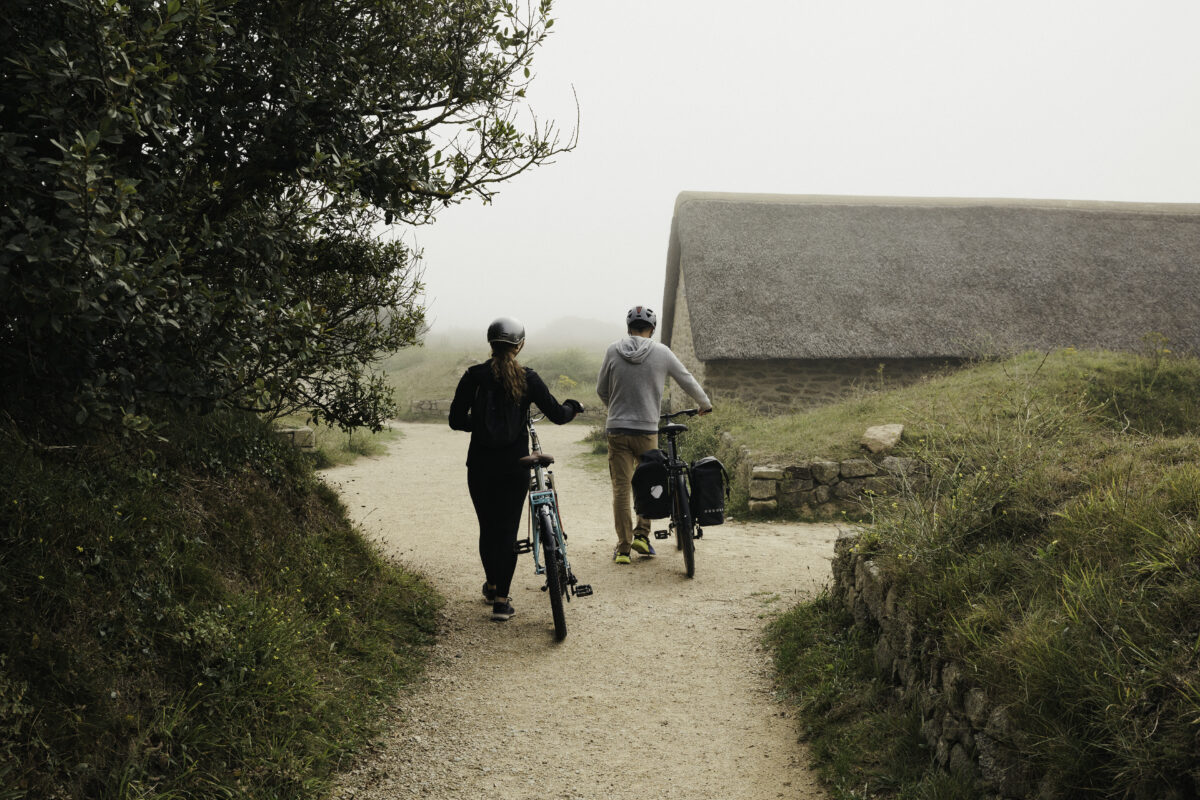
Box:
[626,306,657,328]
[487,316,525,345]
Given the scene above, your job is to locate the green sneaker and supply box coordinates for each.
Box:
[613,549,631,565]
[630,535,656,556]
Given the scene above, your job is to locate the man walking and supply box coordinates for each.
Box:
[596,306,712,564]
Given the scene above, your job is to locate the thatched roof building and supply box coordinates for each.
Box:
[661,192,1200,410]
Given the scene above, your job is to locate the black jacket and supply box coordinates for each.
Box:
[448,362,578,469]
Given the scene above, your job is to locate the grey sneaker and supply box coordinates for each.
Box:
[482,582,497,604]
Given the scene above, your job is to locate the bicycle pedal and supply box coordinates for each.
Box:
[573,584,593,597]
[514,539,533,554]
[653,530,669,539]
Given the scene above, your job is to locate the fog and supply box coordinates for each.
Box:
[395,0,1200,344]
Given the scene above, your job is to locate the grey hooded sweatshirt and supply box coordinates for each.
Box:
[596,336,712,433]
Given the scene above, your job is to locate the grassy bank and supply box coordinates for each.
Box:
[767,347,1200,798]
[0,412,440,800]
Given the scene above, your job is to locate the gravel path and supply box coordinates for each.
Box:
[324,421,836,800]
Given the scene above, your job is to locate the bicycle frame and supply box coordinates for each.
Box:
[654,408,701,577]
[516,414,591,597]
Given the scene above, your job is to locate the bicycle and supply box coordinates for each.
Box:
[514,412,592,641]
[652,408,702,578]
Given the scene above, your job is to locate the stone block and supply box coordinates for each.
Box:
[780,477,814,493]
[857,559,887,619]
[832,478,861,499]
[941,711,968,744]
[861,423,904,453]
[920,714,942,748]
[749,478,777,500]
[941,662,964,709]
[784,462,813,479]
[985,705,1013,740]
[811,460,840,484]
[873,635,895,675]
[862,476,894,496]
[778,488,814,510]
[840,458,878,478]
[751,465,785,480]
[948,743,973,776]
[964,688,989,729]
[880,455,917,476]
[275,425,316,451]
[748,499,777,514]
[935,736,950,767]
[813,484,831,504]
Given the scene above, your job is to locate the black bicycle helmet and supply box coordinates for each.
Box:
[626,306,657,328]
[487,316,525,345]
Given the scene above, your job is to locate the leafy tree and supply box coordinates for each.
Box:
[0,0,571,434]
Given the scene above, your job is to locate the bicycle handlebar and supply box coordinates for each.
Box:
[660,408,699,420]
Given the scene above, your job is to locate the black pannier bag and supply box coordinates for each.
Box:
[689,456,730,526]
[631,449,672,519]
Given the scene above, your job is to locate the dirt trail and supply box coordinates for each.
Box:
[325,421,837,800]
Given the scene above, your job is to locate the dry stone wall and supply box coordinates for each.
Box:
[746,455,921,518]
[832,532,1043,799]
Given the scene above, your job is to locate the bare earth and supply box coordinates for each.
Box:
[324,421,838,800]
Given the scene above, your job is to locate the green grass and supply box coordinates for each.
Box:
[709,346,1200,461]
[0,411,440,799]
[769,346,1200,798]
[273,414,403,468]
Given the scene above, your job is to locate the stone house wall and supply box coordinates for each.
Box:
[832,531,1042,799]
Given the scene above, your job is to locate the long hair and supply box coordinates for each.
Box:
[490,342,526,402]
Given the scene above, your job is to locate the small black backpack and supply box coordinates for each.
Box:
[689,456,730,526]
[632,449,673,519]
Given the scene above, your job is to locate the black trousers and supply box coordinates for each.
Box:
[467,466,530,598]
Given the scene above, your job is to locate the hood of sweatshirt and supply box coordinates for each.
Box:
[616,335,655,364]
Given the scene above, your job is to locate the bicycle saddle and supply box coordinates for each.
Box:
[518,453,555,468]
[661,423,689,435]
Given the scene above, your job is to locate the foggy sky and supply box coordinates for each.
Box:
[394,0,1200,341]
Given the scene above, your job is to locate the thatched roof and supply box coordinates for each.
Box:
[662,192,1200,361]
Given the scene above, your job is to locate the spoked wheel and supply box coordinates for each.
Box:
[674,476,695,578]
[539,512,567,641]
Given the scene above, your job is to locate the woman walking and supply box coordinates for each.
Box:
[448,317,584,621]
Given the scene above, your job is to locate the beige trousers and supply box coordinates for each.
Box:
[607,432,659,554]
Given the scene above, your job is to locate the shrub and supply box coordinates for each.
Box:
[0,411,439,799]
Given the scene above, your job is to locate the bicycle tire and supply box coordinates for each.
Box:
[539,509,567,640]
[674,473,695,578]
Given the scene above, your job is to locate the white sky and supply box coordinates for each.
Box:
[398,0,1200,339]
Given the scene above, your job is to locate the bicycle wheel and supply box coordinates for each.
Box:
[539,509,567,640]
[674,474,695,578]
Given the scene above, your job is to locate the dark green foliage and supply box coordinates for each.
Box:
[1,0,567,433]
[0,412,440,799]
